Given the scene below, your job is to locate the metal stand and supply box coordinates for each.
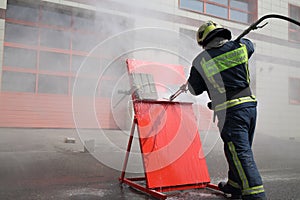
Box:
[119,106,219,200]
[119,59,220,199]
[119,117,168,200]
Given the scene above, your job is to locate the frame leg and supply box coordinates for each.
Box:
[120,118,136,182]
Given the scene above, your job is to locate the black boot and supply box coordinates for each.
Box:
[218,182,242,199]
[242,195,267,200]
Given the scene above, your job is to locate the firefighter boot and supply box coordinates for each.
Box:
[218,182,242,199]
[242,195,267,200]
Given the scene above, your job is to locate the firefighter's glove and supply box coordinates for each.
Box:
[207,102,213,110]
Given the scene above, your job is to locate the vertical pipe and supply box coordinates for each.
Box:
[36,5,42,94]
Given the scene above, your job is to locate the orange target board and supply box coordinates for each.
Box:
[125,59,211,190]
[133,100,210,189]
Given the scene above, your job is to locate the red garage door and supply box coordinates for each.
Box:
[0,2,128,128]
[0,92,116,128]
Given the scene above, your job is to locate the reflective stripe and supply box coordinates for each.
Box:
[228,142,249,189]
[215,95,256,112]
[207,76,225,93]
[245,61,250,83]
[228,179,241,189]
[201,44,248,78]
[200,58,226,93]
[200,44,249,95]
[242,185,265,195]
[201,22,217,42]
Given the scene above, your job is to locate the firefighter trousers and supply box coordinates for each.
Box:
[217,106,266,199]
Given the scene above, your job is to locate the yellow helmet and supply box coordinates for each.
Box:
[197,20,231,47]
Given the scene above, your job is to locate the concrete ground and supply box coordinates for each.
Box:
[0,128,299,200]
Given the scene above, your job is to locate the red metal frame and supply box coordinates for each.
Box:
[119,116,167,199]
[119,112,220,199]
[119,59,220,199]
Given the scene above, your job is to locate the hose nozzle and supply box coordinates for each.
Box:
[169,83,188,101]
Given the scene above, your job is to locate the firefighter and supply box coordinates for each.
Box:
[187,21,266,200]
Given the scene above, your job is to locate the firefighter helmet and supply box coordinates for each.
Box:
[197,20,231,47]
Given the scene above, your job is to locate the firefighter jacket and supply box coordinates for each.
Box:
[188,38,256,112]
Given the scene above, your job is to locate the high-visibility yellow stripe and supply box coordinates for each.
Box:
[228,142,249,189]
[201,44,248,78]
[207,76,225,93]
[200,44,250,95]
[245,61,250,83]
[228,179,241,189]
[215,95,256,112]
[242,185,265,195]
[227,143,265,196]
[200,57,226,93]
[201,23,217,42]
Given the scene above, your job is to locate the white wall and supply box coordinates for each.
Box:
[0,0,6,9]
[0,0,6,88]
[124,0,300,139]
[254,0,300,139]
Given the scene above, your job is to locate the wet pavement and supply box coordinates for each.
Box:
[0,128,299,200]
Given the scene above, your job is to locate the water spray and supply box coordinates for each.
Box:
[169,14,300,101]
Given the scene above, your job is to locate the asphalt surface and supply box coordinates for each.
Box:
[0,128,299,200]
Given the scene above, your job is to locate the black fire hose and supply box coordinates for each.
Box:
[235,14,300,41]
[169,14,300,101]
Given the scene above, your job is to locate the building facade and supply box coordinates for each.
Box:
[0,0,299,139]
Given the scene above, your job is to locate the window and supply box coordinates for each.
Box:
[1,71,36,93]
[73,14,97,32]
[72,31,100,52]
[4,47,37,69]
[206,3,228,19]
[71,77,98,96]
[71,55,85,72]
[38,74,68,94]
[179,0,257,24]
[5,23,39,45]
[3,1,133,96]
[40,28,71,49]
[289,4,300,43]
[39,51,70,72]
[289,78,300,104]
[41,7,72,27]
[180,0,203,12]
[6,4,38,22]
